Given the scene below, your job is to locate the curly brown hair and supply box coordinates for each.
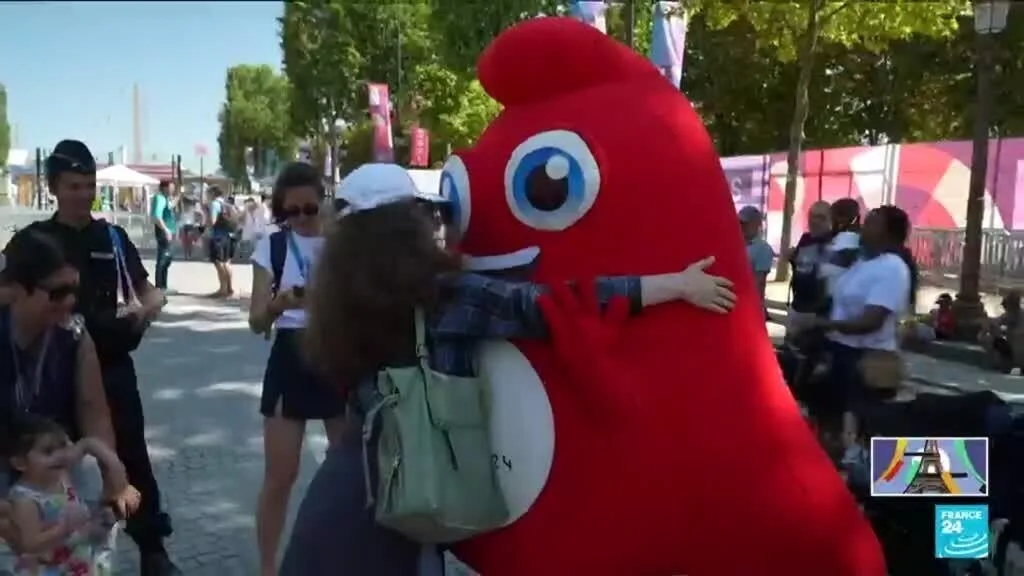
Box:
[305,200,461,389]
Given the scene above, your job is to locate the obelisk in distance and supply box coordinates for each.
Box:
[132,82,143,164]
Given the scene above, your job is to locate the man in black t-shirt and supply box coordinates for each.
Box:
[786,201,833,323]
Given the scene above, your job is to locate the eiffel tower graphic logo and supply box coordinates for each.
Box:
[904,439,969,495]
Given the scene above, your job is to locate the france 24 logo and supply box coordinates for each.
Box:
[935,504,989,559]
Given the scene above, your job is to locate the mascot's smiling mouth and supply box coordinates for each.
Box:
[464,246,541,273]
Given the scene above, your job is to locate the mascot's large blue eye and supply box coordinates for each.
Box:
[504,130,600,231]
[440,155,471,234]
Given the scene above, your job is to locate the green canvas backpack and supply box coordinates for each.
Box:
[360,308,509,543]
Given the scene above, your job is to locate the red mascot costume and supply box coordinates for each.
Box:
[446,17,886,576]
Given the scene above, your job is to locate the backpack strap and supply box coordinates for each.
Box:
[268,230,287,295]
[359,307,430,509]
[414,307,429,366]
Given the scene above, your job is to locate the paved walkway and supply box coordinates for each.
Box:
[110,262,326,573]
[104,261,1021,573]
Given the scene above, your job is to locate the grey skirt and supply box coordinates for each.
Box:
[279,420,446,575]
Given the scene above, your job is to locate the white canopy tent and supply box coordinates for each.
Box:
[96,164,160,213]
[96,164,159,187]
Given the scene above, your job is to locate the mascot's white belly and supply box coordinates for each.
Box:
[478,340,555,525]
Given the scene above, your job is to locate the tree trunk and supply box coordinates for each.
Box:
[775,0,822,283]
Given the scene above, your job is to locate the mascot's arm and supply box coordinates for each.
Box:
[537,282,642,421]
[435,272,641,340]
[438,260,729,343]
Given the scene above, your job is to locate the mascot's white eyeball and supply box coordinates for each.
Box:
[440,155,472,235]
[504,130,601,231]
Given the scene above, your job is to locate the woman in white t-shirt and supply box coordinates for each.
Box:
[806,205,917,452]
[245,162,343,576]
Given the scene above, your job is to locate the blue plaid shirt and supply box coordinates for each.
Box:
[353,273,641,411]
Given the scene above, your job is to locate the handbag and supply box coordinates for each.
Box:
[360,308,509,543]
[858,349,905,391]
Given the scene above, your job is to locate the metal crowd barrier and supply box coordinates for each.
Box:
[0,207,155,251]
[4,208,1024,286]
[909,228,1024,288]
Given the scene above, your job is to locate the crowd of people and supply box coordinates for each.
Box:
[147,180,277,300]
[761,197,918,473]
[0,139,178,575]
[0,137,740,574]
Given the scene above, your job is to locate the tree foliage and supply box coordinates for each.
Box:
[0,84,9,171]
[686,0,968,280]
[216,64,293,182]
[272,0,1023,182]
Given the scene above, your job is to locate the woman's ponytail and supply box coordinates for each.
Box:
[895,245,919,309]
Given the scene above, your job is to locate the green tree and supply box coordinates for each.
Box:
[693,0,966,281]
[281,1,437,172]
[216,64,293,183]
[0,84,9,172]
[280,0,363,163]
[407,62,501,154]
[429,0,563,75]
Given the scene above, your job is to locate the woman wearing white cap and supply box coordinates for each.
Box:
[279,163,737,575]
[246,162,344,576]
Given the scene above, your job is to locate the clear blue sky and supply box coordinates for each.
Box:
[1,1,283,172]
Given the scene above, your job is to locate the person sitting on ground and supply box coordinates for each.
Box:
[901,293,956,346]
[980,290,1023,372]
[4,413,140,575]
[930,293,956,340]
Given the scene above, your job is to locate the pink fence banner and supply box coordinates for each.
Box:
[721,138,1024,250]
[367,83,395,163]
[409,127,430,167]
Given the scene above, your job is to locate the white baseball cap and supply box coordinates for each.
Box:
[335,163,446,217]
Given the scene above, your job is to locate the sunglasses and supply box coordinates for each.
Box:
[416,199,455,227]
[282,204,320,218]
[42,282,78,302]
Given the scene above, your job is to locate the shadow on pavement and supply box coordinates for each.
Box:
[112,297,324,574]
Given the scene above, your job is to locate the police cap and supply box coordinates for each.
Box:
[45,139,97,181]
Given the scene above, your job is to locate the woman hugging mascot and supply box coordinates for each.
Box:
[447,16,886,576]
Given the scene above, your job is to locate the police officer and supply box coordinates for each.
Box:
[6,140,181,575]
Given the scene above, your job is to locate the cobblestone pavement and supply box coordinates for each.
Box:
[99,261,1008,574]
[110,294,327,574]
[104,260,322,573]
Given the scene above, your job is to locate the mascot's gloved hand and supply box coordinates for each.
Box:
[537,281,640,423]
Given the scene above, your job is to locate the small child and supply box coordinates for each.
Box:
[4,414,139,575]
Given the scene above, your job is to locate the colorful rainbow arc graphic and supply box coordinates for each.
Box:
[878,439,984,494]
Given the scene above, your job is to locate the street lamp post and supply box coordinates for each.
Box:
[954,0,1009,338]
[328,118,346,189]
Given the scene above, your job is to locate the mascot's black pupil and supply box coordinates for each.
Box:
[525,163,569,212]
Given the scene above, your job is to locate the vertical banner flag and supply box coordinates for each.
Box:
[409,126,430,167]
[367,83,395,163]
[650,1,689,89]
[569,1,608,34]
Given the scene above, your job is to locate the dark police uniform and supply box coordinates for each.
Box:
[19,216,173,551]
